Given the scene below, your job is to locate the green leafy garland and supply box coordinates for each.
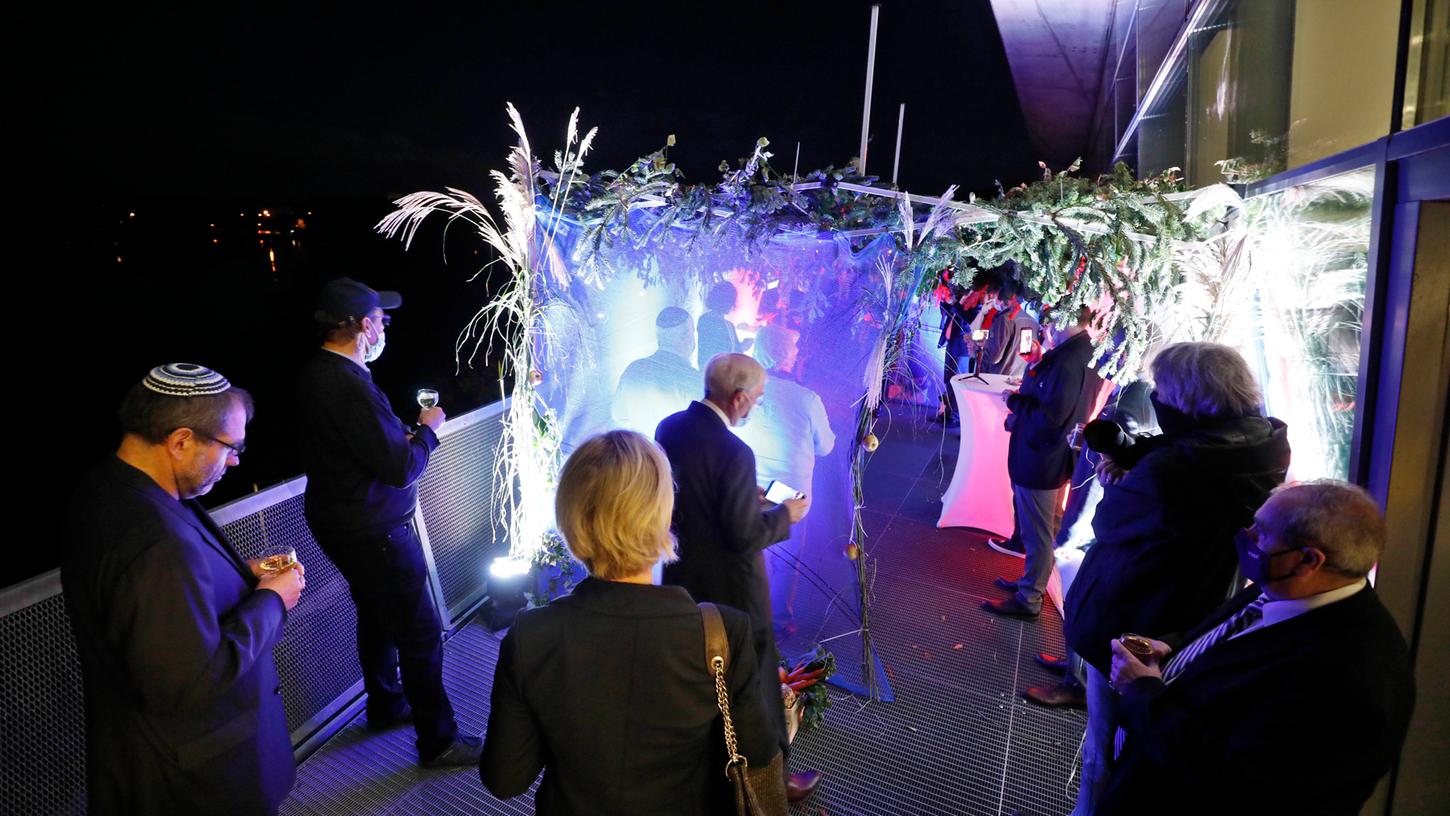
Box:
[538,142,1208,381]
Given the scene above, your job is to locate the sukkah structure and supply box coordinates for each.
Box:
[378,106,1368,702]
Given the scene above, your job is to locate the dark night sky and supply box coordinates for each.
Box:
[21,0,1036,586]
[45,0,1035,199]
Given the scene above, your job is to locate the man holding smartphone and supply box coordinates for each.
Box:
[983,306,1103,619]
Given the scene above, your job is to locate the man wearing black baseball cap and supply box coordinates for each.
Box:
[297,277,481,767]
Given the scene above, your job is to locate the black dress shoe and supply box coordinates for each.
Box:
[420,734,484,768]
[981,597,1040,619]
[1034,652,1069,673]
[993,576,1020,591]
[1022,682,1087,708]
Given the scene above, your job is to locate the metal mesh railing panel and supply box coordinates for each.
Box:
[0,592,87,816]
[418,411,508,619]
[222,492,362,736]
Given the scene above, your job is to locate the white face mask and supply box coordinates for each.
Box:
[734,390,758,427]
[361,325,387,363]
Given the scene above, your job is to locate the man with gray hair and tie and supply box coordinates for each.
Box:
[657,351,821,802]
[1101,480,1416,815]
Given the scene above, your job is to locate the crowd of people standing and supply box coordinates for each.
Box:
[60,271,1415,816]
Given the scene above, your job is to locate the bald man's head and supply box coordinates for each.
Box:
[703,353,766,427]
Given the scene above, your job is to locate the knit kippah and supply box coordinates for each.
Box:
[142,363,232,397]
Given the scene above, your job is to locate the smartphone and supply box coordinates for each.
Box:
[970,329,988,342]
[765,480,805,504]
[1017,327,1034,355]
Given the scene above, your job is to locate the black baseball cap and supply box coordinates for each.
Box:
[316,277,402,323]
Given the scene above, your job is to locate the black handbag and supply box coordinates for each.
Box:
[699,602,789,816]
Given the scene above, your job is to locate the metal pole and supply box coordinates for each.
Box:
[891,103,905,186]
[858,4,880,175]
[794,141,801,181]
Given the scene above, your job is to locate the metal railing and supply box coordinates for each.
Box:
[0,399,510,815]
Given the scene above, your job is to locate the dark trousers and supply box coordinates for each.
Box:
[942,352,960,417]
[315,519,458,758]
[1011,483,1065,612]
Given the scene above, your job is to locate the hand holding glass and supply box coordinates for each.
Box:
[258,545,298,575]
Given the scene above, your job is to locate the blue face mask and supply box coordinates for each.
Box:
[1234,528,1301,585]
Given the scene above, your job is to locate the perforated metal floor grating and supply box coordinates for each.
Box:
[285,403,1087,815]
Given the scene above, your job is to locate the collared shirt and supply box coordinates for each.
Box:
[1230,579,1369,641]
[695,398,730,427]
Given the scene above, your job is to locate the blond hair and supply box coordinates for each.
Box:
[555,431,678,579]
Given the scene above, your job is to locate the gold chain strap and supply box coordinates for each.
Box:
[712,655,748,776]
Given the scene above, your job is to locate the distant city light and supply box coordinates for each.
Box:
[128,212,136,218]
[261,209,272,217]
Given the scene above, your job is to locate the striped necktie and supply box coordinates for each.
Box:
[1161,595,1269,684]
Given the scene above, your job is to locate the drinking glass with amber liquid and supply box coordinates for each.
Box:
[258,545,298,576]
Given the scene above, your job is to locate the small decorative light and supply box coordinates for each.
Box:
[489,557,531,579]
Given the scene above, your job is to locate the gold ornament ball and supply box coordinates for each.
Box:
[529,369,544,385]
[845,543,861,561]
[862,433,880,452]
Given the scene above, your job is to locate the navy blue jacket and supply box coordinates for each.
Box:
[297,350,439,537]
[1103,585,1414,815]
[62,458,294,815]
[1006,331,1103,489]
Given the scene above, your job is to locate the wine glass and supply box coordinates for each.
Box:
[416,388,439,410]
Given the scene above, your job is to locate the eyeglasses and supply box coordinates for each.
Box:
[196,431,247,456]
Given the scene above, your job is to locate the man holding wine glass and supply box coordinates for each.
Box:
[296,277,482,768]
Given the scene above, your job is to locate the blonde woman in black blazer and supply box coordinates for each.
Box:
[480,430,782,815]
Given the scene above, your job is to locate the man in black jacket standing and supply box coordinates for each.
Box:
[983,306,1102,619]
[1063,341,1290,816]
[657,351,819,799]
[63,364,303,815]
[297,278,480,767]
[1101,481,1414,815]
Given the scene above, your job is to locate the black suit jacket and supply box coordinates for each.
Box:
[1102,585,1416,816]
[1006,330,1102,489]
[480,578,777,815]
[62,458,294,815]
[657,401,791,640]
